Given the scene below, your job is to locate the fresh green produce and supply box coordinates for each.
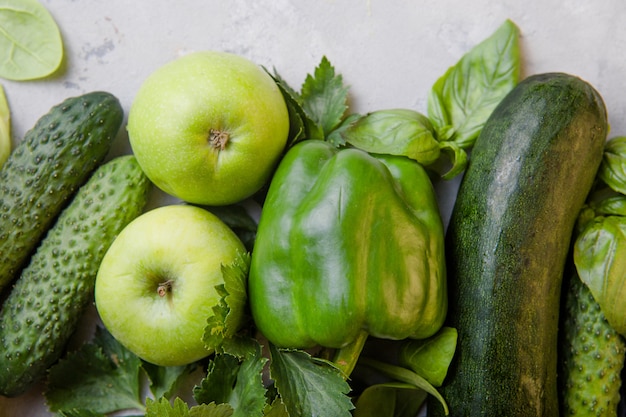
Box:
[95,204,249,367]
[0,155,151,397]
[433,72,609,416]
[127,50,290,206]
[558,135,626,416]
[0,91,123,293]
[0,84,10,167]
[248,139,447,370]
[559,270,625,416]
[0,0,64,80]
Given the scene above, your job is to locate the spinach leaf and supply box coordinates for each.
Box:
[427,19,520,149]
[0,0,64,80]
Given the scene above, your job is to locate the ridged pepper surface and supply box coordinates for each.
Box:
[248,139,447,349]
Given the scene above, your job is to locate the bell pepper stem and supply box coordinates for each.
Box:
[331,329,369,378]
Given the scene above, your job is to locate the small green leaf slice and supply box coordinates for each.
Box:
[0,83,9,167]
[145,397,234,417]
[598,136,626,195]
[0,0,64,80]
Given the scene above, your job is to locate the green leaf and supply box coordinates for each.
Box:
[353,382,427,417]
[268,345,354,417]
[56,410,107,417]
[193,348,268,417]
[300,56,349,138]
[437,140,468,180]
[358,357,449,415]
[203,251,251,355]
[262,398,289,417]
[0,84,10,167]
[143,361,199,400]
[398,327,458,387]
[598,136,626,195]
[203,204,257,252]
[270,71,318,145]
[45,326,144,414]
[574,215,626,336]
[428,19,520,148]
[342,109,440,166]
[145,397,234,417]
[0,0,64,80]
[326,112,361,147]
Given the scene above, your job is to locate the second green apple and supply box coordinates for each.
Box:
[127,50,290,206]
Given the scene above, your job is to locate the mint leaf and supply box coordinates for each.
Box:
[204,252,251,355]
[193,346,268,417]
[428,19,520,148]
[263,398,289,417]
[300,56,349,138]
[45,326,144,414]
[269,345,354,417]
[145,397,234,417]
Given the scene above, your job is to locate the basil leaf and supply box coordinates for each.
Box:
[427,19,520,148]
[598,136,626,195]
[0,0,64,80]
[574,215,626,336]
[342,109,440,166]
[0,84,9,168]
[398,326,457,387]
[353,382,427,417]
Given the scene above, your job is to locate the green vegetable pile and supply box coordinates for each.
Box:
[1,8,625,417]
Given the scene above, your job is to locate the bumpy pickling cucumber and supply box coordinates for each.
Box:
[0,91,123,293]
[0,155,151,397]
[560,272,626,416]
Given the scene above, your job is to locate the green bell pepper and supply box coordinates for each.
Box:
[248,140,447,354]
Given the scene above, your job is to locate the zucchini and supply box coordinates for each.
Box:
[559,271,625,417]
[0,155,151,397]
[0,91,123,293]
[429,73,608,416]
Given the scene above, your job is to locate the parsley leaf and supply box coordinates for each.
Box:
[193,347,267,417]
[143,361,199,400]
[300,56,350,138]
[203,251,252,357]
[45,326,144,414]
[268,344,354,417]
[145,397,234,417]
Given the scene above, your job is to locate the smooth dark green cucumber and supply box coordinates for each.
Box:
[0,91,123,293]
[430,73,608,416]
[0,155,151,397]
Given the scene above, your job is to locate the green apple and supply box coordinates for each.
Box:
[127,50,290,206]
[94,204,246,366]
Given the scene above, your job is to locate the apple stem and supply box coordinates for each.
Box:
[209,129,230,150]
[157,279,174,297]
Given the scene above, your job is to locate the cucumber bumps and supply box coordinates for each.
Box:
[432,73,608,416]
[0,92,123,293]
[0,155,151,397]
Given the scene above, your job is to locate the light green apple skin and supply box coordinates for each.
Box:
[127,50,290,206]
[94,204,246,366]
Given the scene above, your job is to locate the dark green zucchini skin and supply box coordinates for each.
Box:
[429,73,608,417]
